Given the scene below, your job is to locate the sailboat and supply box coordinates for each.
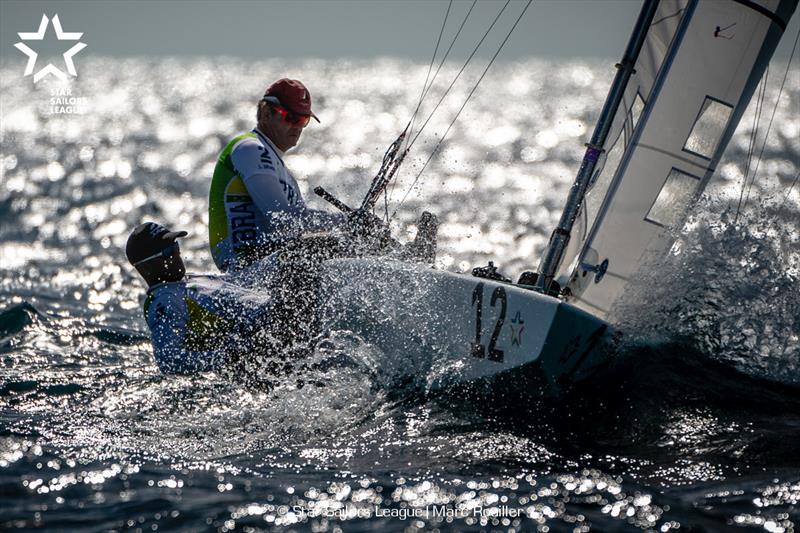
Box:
[297,0,798,392]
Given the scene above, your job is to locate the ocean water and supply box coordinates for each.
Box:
[1,57,799,532]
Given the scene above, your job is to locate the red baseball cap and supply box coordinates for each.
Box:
[264,78,319,123]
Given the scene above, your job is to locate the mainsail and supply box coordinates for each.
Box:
[551,0,797,321]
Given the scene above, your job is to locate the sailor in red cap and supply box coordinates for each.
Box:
[207,78,345,272]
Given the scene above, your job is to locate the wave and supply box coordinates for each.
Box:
[0,302,42,339]
[611,201,800,386]
[0,300,149,346]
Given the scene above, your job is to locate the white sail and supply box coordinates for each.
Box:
[557,0,797,321]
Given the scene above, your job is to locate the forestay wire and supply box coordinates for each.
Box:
[390,0,534,220]
[772,25,800,221]
[777,170,800,211]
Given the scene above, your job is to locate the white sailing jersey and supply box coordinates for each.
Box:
[208,128,345,272]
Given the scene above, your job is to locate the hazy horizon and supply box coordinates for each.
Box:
[3,0,797,78]
[0,0,662,61]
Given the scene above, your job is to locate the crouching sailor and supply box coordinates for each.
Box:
[126,222,274,375]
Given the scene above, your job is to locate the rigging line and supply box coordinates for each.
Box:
[747,69,767,192]
[742,63,769,211]
[391,0,468,210]
[775,169,800,211]
[408,0,453,145]
[745,24,800,207]
[391,0,534,220]
[388,0,453,219]
[415,0,479,118]
[406,0,512,151]
[389,0,490,206]
[734,67,767,222]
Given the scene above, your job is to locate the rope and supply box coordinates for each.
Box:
[385,0,453,220]
[735,66,767,223]
[408,0,453,147]
[772,26,800,219]
[734,23,800,223]
[388,0,498,207]
[742,63,769,209]
[413,0,479,126]
[406,0,513,151]
[777,170,800,209]
[746,25,800,207]
[389,0,473,210]
[391,0,534,219]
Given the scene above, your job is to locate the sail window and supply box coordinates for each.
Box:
[588,92,645,192]
[622,92,646,148]
[683,96,733,160]
[645,168,701,228]
[630,92,645,135]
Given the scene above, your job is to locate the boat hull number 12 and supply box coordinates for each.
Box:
[470,282,507,362]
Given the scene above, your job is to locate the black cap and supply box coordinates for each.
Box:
[125,222,187,265]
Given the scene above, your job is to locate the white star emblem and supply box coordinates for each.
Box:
[14,14,87,84]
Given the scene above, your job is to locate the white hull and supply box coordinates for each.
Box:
[317,258,613,393]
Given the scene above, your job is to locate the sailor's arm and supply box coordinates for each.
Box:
[232,141,346,234]
[245,174,346,228]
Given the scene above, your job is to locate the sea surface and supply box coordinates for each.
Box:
[1,57,799,532]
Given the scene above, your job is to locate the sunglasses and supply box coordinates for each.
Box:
[132,243,179,267]
[262,96,311,127]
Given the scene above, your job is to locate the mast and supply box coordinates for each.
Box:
[535,0,661,293]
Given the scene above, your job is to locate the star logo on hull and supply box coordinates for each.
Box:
[509,310,525,347]
[14,14,87,84]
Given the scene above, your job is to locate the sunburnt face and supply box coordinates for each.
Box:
[259,105,307,152]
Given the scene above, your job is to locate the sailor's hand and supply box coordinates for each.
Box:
[347,210,389,238]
